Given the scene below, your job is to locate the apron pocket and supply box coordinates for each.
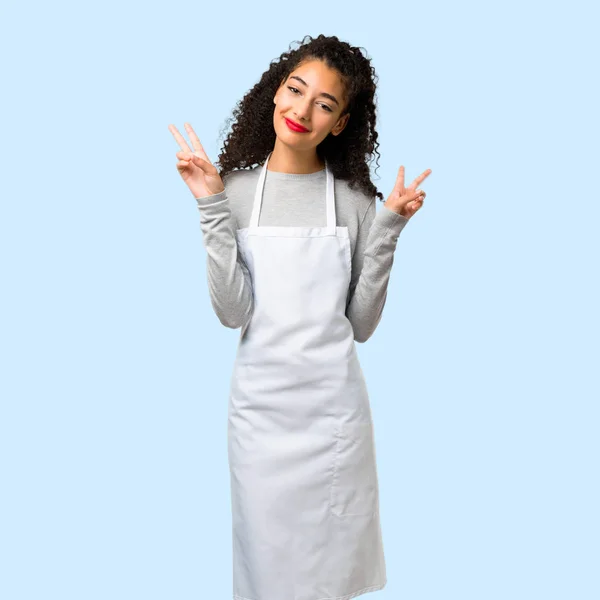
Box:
[330,422,378,517]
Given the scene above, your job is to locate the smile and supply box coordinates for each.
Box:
[284,117,310,133]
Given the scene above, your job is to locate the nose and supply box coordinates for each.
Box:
[293,98,311,122]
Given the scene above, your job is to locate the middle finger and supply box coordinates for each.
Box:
[410,168,432,189]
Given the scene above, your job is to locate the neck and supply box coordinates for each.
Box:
[267,141,325,174]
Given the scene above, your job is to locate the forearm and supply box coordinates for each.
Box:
[196,191,253,329]
[346,205,409,343]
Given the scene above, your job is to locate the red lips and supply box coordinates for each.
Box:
[284,117,309,132]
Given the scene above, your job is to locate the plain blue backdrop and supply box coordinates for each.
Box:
[1,1,598,599]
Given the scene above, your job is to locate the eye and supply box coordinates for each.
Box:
[287,86,333,112]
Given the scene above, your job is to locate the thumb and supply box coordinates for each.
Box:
[189,154,214,173]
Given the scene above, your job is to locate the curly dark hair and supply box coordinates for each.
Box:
[215,34,385,201]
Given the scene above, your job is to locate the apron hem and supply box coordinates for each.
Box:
[232,578,387,600]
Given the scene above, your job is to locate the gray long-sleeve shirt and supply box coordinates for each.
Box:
[195,165,409,343]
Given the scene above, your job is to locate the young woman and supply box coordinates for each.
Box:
[169,34,431,600]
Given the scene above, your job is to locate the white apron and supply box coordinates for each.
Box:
[228,152,386,600]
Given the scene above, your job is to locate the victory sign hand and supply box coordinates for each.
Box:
[384,166,432,220]
[168,122,225,198]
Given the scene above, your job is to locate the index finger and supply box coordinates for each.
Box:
[168,124,192,153]
[183,122,210,162]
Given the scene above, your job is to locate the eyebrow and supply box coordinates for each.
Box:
[289,76,340,106]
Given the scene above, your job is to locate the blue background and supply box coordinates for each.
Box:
[2,1,598,598]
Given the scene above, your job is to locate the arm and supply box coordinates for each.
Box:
[195,189,254,329]
[346,200,409,343]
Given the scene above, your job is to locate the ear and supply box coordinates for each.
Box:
[331,113,350,136]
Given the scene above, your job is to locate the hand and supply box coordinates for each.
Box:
[384,166,432,220]
[168,122,225,198]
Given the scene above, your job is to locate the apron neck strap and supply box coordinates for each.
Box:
[250,152,336,234]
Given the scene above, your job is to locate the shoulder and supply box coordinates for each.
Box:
[219,167,261,214]
[334,177,376,221]
[222,166,261,194]
[219,167,261,229]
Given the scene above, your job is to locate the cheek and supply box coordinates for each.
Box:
[276,90,293,107]
[314,113,336,132]
[275,100,291,115]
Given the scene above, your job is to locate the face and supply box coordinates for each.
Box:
[273,59,350,149]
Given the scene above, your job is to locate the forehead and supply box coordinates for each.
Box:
[289,60,345,94]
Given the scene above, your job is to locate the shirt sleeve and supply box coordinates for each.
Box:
[345,201,409,343]
[195,190,254,329]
